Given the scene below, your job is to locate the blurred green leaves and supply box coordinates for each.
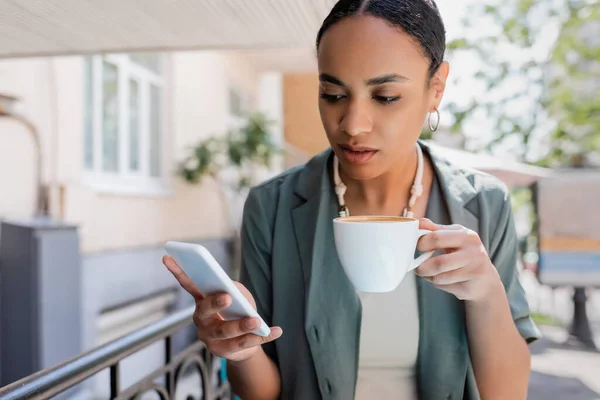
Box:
[446,0,600,167]
[178,112,281,191]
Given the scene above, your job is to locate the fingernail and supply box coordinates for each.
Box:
[244,318,258,330]
[271,327,283,338]
[217,295,228,307]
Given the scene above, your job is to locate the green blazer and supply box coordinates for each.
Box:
[239,141,540,400]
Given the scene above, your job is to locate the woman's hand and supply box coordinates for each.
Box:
[163,255,283,362]
[415,219,503,302]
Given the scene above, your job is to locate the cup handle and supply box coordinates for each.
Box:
[409,229,434,271]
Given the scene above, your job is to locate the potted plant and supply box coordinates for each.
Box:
[178,112,281,278]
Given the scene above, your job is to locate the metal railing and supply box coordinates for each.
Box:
[0,306,231,400]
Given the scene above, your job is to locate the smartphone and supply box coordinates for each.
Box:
[164,241,271,337]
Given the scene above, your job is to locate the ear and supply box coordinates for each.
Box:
[428,61,450,112]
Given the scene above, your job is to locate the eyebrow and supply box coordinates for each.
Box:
[319,73,345,86]
[366,74,410,85]
[319,73,410,87]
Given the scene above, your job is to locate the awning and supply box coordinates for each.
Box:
[425,141,554,188]
[0,0,336,59]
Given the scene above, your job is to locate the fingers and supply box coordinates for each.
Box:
[203,317,263,341]
[211,327,283,355]
[419,218,466,232]
[163,255,204,299]
[194,293,232,322]
[422,266,478,286]
[417,227,480,252]
[418,218,442,231]
[430,281,471,301]
[161,258,276,358]
[414,251,470,278]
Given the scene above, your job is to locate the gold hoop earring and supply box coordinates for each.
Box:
[428,109,440,132]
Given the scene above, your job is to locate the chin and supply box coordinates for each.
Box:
[338,161,382,181]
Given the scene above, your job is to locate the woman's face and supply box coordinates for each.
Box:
[317,15,449,181]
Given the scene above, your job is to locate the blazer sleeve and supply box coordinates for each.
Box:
[488,188,542,344]
[238,187,279,363]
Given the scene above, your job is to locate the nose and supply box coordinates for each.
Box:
[339,99,373,137]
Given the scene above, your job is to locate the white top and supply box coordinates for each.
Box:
[355,273,420,399]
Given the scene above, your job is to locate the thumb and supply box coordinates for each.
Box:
[418,218,442,231]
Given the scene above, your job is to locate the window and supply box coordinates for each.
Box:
[83,53,169,196]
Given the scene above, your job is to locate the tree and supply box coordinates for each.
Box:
[446,0,600,167]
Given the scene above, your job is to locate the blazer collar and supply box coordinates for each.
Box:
[292,141,480,211]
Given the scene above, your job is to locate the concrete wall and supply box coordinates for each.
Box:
[0,118,37,219]
[0,59,53,219]
[0,51,279,254]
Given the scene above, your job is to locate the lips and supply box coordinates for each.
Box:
[339,144,379,164]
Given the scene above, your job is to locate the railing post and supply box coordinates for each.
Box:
[165,336,173,396]
[110,363,120,399]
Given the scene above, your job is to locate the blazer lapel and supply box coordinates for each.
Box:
[416,141,481,400]
[291,149,361,398]
[424,141,480,229]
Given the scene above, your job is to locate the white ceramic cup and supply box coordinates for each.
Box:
[333,216,434,293]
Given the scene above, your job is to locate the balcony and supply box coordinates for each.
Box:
[0,306,231,400]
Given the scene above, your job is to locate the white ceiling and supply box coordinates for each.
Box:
[0,0,336,59]
[228,47,318,73]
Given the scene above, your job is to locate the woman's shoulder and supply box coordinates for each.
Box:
[460,165,511,203]
[247,149,331,207]
[455,165,513,223]
[425,143,511,208]
[242,149,331,234]
[251,164,304,197]
[244,164,304,214]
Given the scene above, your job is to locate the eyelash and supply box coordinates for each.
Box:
[320,94,345,103]
[375,95,401,104]
[319,94,401,104]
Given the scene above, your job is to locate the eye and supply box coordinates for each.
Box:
[373,95,401,104]
[320,93,346,103]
